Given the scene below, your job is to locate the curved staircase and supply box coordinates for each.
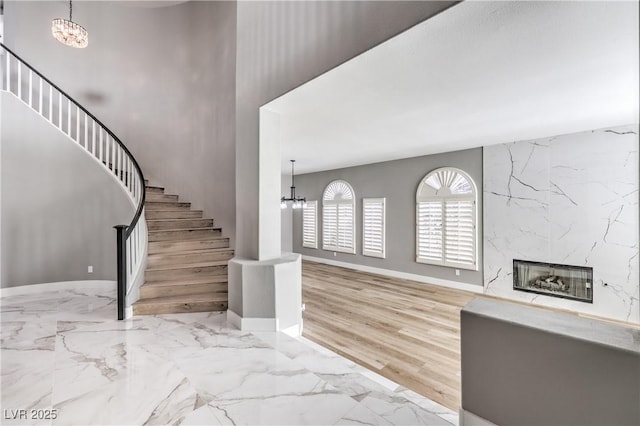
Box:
[133,184,232,315]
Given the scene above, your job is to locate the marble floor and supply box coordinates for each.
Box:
[0,282,457,425]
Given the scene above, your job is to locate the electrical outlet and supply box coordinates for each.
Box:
[333,252,337,257]
[301,303,306,311]
[88,265,93,273]
[455,269,460,276]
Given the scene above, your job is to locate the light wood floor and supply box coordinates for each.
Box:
[301,260,476,410]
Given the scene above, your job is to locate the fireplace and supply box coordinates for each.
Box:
[513,259,593,303]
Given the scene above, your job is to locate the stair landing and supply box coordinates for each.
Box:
[133,184,232,315]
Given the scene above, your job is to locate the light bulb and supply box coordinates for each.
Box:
[281,201,287,209]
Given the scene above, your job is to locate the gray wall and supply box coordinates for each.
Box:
[292,148,484,286]
[1,92,132,287]
[4,1,237,246]
[461,298,640,425]
[235,1,457,259]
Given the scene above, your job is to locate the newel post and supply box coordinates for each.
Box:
[114,225,128,320]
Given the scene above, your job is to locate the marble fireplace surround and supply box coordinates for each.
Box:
[483,124,639,323]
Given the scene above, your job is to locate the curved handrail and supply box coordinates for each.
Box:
[0,42,145,236]
[1,42,148,319]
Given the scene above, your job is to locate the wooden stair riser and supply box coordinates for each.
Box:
[146,193,179,202]
[148,238,230,254]
[145,201,191,210]
[145,186,165,194]
[147,249,234,268]
[133,300,228,315]
[147,219,213,231]
[146,210,204,220]
[134,178,231,316]
[145,264,228,282]
[140,283,228,299]
[148,228,221,242]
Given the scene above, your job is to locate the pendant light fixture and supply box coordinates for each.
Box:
[52,0,88,48]
[281,160,306,209]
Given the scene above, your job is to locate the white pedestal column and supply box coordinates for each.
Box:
[227,253,302,336]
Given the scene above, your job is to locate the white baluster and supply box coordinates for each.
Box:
[105,135,110,169]
[119,147,123,180]
[133,172,137,201]
[17,61,21,99]
[92,121,97,155]
[127,159,132,191]
[67,99,71,136]
[28,70,33,107]
[58,92,62,128]
[112,138,117,175]
[99,129,104,162]
[49,85,53,122]
[38,78,43,115]
[124,158,129,190]
[5,53,9,91]
[84,113,89,150]
[76,106,80,142]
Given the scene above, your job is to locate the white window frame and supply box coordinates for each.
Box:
[322,180,356,254]
[302,200,318,249]
[416,167,478,270]
[362,198,386,258]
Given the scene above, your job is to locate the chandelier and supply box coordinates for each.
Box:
[281,160,307,209]
[52,0,88,48]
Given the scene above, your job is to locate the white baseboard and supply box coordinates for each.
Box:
[280,323,302,337]
[226,309,279,331]
[301,255,484,294]
[0,280,115,298]
[459,409,497,426]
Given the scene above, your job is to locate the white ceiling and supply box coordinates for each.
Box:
[267,1,639,175]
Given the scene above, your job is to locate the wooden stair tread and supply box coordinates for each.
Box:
[148,236,228,242]
[148,227,221,233]
[135,292,228,305]
[142,276,228,287]
[145,199,187,204]
[146,260,228,272]
[138,179,230,316]
[147,238,230,253]
[148,247,233,257]
[147,218,212,222]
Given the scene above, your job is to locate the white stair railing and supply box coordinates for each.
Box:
[1,43,147,319]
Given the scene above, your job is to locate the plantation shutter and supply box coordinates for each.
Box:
[363,198,385,258]
[417,201,443,263]
[322,204,338,249]
[337,204,354,251]
[302,201,318,249]
[322,180,356,254]
[444,200,475,266]
[416,167,477,270]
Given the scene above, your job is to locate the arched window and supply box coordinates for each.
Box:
[416,167,477,270]
[323,180,356,254]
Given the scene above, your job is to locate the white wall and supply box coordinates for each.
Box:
[1,92,133,287]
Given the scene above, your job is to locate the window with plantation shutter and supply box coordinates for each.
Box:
[322,180,356,254]
[302,201,318,249]
[416,168,477,270]
[363,198,385,258]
